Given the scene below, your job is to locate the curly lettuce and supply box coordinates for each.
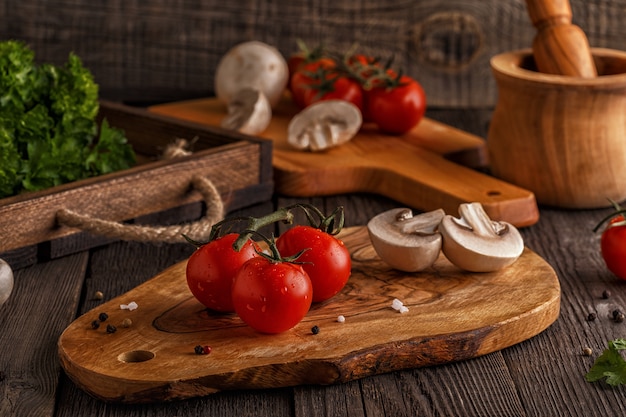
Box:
[0,40,135,198]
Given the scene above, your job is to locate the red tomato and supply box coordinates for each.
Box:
[290,59,364,111]
[276,225,352,302]
[287,41,326,80]
[365,75,426,134]
[232,257,313,334]
[186,233,259,313]
[600,215,626,280]
[346,54,381,80]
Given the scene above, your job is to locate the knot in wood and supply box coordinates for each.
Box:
[412,12,484,72]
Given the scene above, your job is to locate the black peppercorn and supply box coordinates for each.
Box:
[98,312,109,322]
[613,309,623,319]
[311,325,320,335]
[602,290,611,299]
[616,313,625,323]
[91,320,100,329]
[194,345,211,355]
[587,312,597,322]
[106,324,117,334]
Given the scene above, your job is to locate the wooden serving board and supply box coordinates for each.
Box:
[149,98,539,227]
[58,226,560,403]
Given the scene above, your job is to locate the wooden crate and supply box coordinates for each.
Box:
[0,101,273,268]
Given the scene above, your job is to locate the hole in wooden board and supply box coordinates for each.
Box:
[118,350,155,363]
[487,190,501,197]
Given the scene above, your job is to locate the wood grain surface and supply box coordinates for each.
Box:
[150,97,539,227]
[487,48,626,209]
[5,1,625,107]
[58,226,559,403]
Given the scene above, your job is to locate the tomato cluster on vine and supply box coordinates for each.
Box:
[185,204,352,334]
[287,40,427,135]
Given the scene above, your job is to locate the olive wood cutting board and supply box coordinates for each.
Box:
[58,226,560,403]
[149,97,539,227]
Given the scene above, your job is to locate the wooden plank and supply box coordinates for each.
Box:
[505,208,626,415]
[150,97,538,227]
[0,253,88,417]
[5,1,625,107]
[58,226,559,403]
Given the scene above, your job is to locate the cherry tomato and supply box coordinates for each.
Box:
[287,41,326,81]
[186,233,259,313]
[365,75,426,134]
[232,257,313,334]
[276,225,352,302]
[600,215,626,280]
[290,60,364,111]
[346,54,382,80]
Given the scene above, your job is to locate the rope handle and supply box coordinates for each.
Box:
[56,175,224,244]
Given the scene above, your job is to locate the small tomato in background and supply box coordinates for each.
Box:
[594,206,626,280]
[365,74,426,135]
[290,59,364,112]
[185,233,259,313]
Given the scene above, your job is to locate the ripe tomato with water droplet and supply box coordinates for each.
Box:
[276,225,351,302]
[231,256,313,333]
[185,233,259,313]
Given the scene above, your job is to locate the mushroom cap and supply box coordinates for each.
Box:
[367,208,444,272]
[220,88,272,136]
[439,203,524,272]
[0,258,14,305]
[287,100,362,152]
[214,41,289,109]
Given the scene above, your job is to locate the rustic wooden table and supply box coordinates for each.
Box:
[1,109,625,417]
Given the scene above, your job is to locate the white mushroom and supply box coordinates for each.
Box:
[214,41,289,109]
[367,208,445,272]
[220,88,272,135]
[439,202,524,272]
[287,100,362,152]
[0,258,14,306]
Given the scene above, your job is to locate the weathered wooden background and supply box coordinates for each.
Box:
[1,0,625,107]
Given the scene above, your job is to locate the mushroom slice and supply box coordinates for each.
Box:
[220,88,272,136]
[287,100,362,151]
[439,202,524,272]
[367,208,445,272]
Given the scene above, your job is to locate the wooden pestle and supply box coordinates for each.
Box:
[526,0,597,77]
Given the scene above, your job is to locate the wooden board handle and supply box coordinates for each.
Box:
[526,0,597,77]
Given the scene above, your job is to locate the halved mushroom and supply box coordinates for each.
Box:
[367,208,445,272]
[220,88,272,136]
[439,202,524,272]
[287,100,362,151]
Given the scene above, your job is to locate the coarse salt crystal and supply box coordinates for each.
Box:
[399,305,409,314]
[391,298,404,311]
[337,315,346,323]
[120,301,138,311]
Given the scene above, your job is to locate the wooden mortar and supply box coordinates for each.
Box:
[487,48,626,208]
